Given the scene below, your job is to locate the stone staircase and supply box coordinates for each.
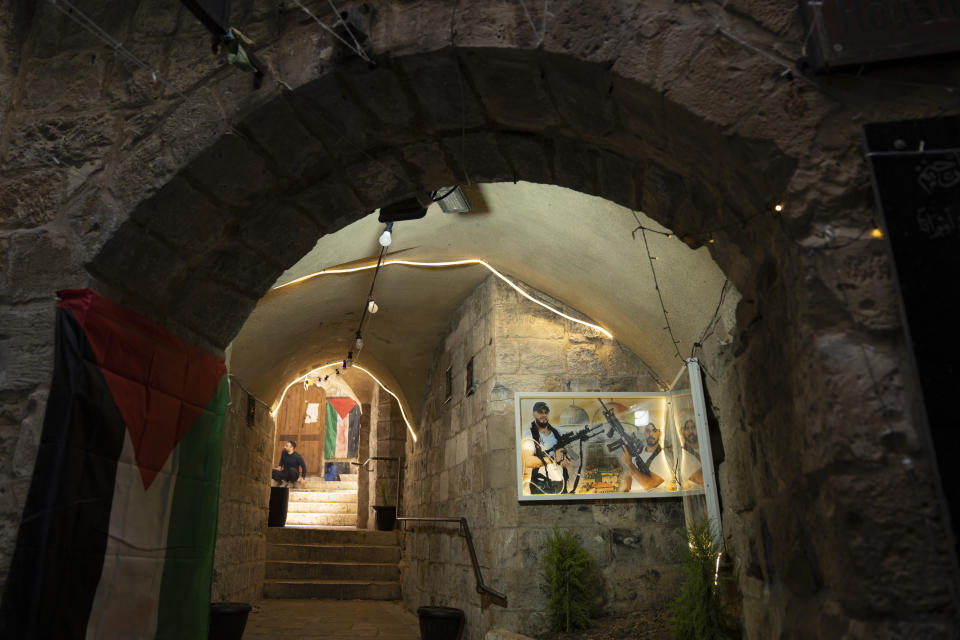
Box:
[263,527,402,599]
[285,473,359,527]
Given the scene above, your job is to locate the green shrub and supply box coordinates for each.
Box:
[669,522,739,640]
[540,528,601,632]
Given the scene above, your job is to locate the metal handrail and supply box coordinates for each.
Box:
[351,456,402,514]
[396,516,508,608]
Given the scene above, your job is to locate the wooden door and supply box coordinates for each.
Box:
[275,383,326,475]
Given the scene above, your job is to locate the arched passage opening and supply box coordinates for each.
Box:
[2,2,956,638]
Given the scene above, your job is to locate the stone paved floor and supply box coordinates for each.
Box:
[242,599,420,639]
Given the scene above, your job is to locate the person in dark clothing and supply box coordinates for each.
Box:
[272,440,306,485]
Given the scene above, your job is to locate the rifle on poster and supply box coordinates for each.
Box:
[599,398,652,476]
[528,424,604,494]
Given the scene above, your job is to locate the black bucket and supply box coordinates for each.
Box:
[417,606,464,640]
[209,602,251,640]
[268,486,289,527]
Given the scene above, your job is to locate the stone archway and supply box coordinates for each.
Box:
[2,1,957,637]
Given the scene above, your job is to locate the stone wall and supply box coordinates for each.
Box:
[1,1,958,636]
[211,380,275,604]
[402,276,684,639]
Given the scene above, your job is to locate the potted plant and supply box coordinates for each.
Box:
[371,481,396,531]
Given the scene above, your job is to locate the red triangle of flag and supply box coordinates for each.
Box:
[58,290,226,490]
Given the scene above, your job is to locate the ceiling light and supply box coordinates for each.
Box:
[367,298,379,314]
[435,185,471,214]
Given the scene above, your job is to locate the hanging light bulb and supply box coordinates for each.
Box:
[367,298,379,314]
[303,379,309,390]
[378,222,394,247]
[355,332,364,350]
[344,351,353,369]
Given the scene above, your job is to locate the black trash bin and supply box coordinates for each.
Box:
[269,486,289,527]
[209,602,251,640]
[417,606,464,640]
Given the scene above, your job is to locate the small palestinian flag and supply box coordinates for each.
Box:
[0,289,228,639]
[324,397,360,460]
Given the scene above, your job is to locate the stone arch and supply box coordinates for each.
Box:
[3,1,957,637]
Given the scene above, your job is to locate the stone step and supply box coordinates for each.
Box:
[300,479,358,491]
[285,512,357,527]
[263,579,401,600]
[265,560,400,581]
[287,501,356,514]
[267,543,401,563]
[267,527,399,546]
[289,490,357,503]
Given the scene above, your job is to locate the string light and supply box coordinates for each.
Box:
[774,203,784,213]
[638,226,683,361]
[271,362,418,442]
[871,228,884,239]
[273,258,613,338]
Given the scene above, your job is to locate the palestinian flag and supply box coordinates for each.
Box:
[0,289,228,639]
[324,397,360,460]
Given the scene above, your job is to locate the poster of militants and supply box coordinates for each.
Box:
[515,392,708,501]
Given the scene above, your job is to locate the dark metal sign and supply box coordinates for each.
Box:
[800,0,960,70]
[864,115,960,571]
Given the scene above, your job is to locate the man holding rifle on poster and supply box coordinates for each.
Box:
[600,399,668,492]
[522,402,602,494]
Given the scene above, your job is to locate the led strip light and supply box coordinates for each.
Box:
[271,362,418,443]
[273,258,613,338]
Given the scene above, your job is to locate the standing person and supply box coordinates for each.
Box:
[521,402,571,494]
[680,419,704,487]
[272,440,307,486]
[618,422,669,492]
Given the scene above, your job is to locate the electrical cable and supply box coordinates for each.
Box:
[639,227,684,361]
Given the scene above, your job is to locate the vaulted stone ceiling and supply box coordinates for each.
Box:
[228,182,736,421]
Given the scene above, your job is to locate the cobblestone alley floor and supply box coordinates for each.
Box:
[241,599,420,640]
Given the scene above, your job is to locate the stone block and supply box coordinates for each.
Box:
[395,52,487,132]
[665,34,781,130]
[485,628,536,640]
[542,55,616,138]
[169,278,258,348]
[518,340,564,374]
[237,203,321,269]
[494,132,552,186]
[294,73,381,157]
[1,228,85,302]
[19,52,106,113]
[291,173,365,232]
[345,153,415,209]
[0,303,55,391]
[611,19,709,94]
[451,3,540,49]
[89,221,182,301]
[542,0,646,62]
[103,38,168,108]
[496,305,564,340]
[565,344,604,375]
[440,132,512,185]
[186,132,278,208]
[401,139,460,191]
[339,65,416,129]
[164,33,223,96]
[553,137,598,198]
[129,176,228,257]
[238,95,329,182]
[6,111,115,172]
[460,49,561,131]
[597,151,640,211]
[132,0,180,36]
[0,169,64,230]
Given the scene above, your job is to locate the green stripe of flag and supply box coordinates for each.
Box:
[156,376,228,639]
[324,400,338,459]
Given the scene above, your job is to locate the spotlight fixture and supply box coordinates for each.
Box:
[378,222,394,247]
[367,298,379,314]
[434,185,471,214]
